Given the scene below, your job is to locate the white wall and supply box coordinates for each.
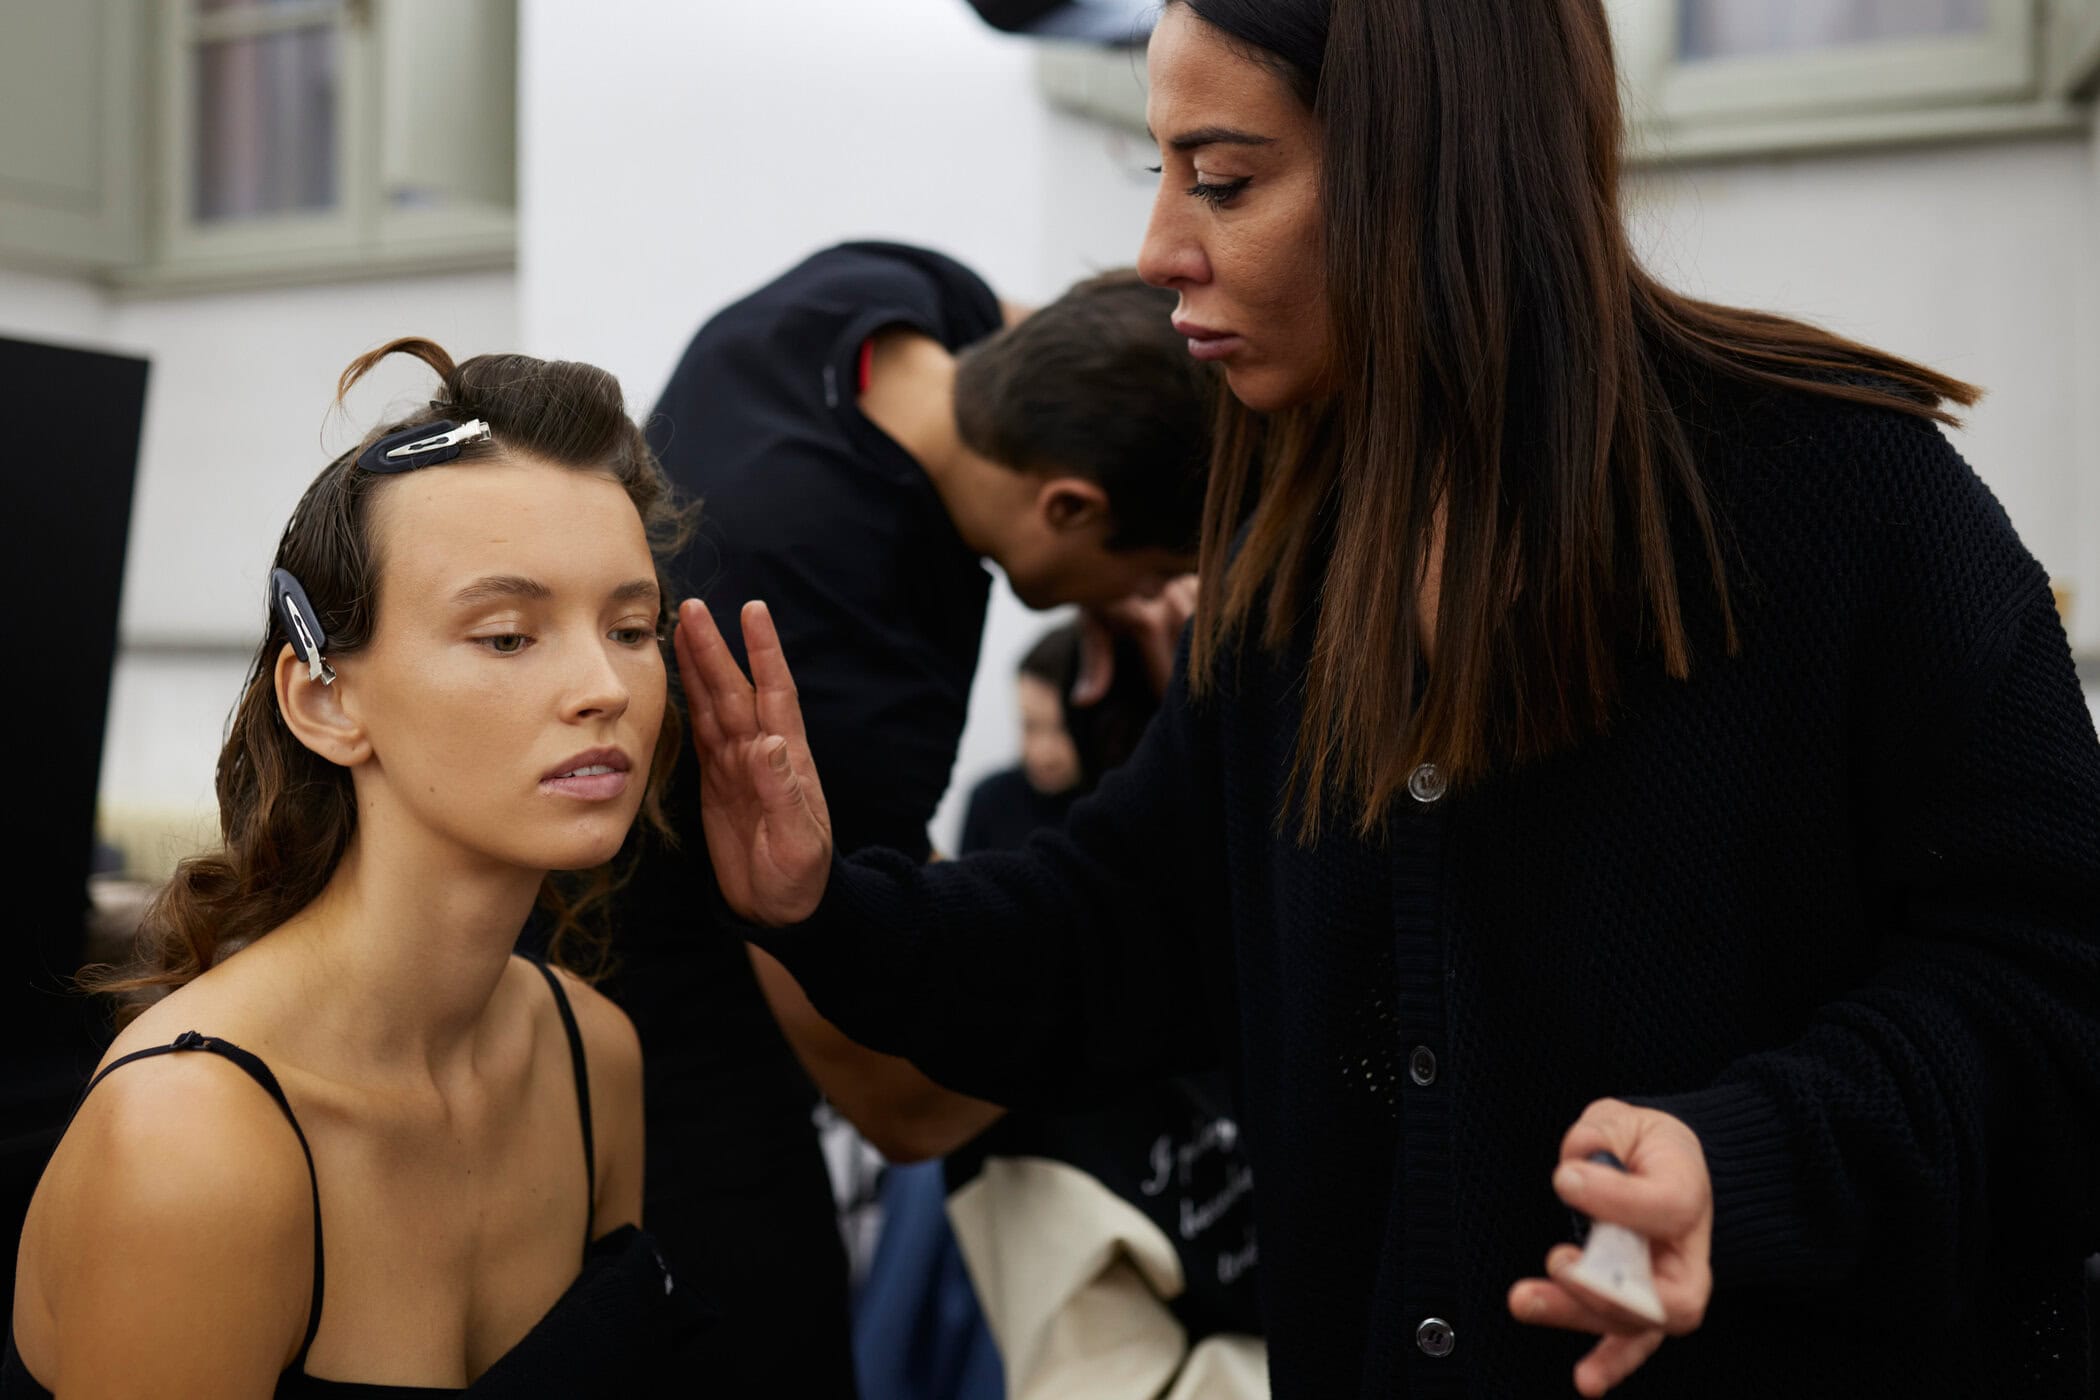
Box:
[0,266,111,346]
[114,273,521,645]
[0,268,519,826]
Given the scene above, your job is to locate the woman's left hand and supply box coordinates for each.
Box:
[1507,1099,1714,1397]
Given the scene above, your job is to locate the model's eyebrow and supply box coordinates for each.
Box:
[452,574,552,606]
[1149,125,1277,153]
[450,575,660,607]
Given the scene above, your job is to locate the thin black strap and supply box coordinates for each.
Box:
[76,1032,327,1368]
[528,958,597,1255]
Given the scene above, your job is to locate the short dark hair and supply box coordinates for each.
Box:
[954,270,1216,553]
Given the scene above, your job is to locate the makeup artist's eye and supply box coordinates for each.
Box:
[477,633,532,655]
[1189,177,1250,207]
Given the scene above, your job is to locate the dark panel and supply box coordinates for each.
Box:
[0,333,148,1333]
[0,335,147,1019]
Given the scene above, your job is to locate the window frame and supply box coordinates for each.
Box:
[1608,0,2091,161]
[132,0,514,293]
[1652,0,2037,122]
[1037,4,2096,165]
[154,0,369,271]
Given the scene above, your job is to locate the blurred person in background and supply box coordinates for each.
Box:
[6,340,703,1397]
[957,623,1155,852]
[676,0,2100,1395]
[608,243,1216,1394]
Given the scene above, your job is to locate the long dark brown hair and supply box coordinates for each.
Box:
[1176,0,1979,839]
[87,339,692,1016]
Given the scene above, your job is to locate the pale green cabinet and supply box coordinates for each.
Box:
[0,0,145,273]
[0,0,515,290]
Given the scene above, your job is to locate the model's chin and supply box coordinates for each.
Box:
[536,808,645,872]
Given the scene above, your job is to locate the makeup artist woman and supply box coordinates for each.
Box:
[678,1,2100,1396]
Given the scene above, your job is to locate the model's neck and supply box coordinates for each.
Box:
[261,811,544,1085]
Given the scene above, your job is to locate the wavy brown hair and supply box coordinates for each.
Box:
[1176,0,1980,840]
[87,339,692,1017]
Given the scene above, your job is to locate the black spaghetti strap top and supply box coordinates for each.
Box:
[3,957,706,1397]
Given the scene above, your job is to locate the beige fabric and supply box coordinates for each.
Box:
[1165,1335,1268,1400]
[947,1155,1268,1400]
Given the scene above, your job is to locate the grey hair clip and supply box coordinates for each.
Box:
[357,417,492,474]
[272,567,336,685]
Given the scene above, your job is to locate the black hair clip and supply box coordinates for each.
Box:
[272,567,336,685]
[356,418,492,474]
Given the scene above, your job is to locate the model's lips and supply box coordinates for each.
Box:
[540,747,632,801]
[1172,318,1246,362]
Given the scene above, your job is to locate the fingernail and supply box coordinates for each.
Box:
[1555,1165,1584,1195]
[768,738,789,770]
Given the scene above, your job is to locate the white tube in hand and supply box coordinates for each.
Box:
[1563,1151,1666,1325]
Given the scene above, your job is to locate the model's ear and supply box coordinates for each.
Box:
[273,643,371,768]
[1036,477,1110,534]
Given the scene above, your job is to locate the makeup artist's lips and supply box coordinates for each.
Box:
[540,746,632,801]
[1173,318,1247,362]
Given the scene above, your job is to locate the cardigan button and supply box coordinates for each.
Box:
[1408,763,1447,804]
[1416,1316,1456,1357]
[1409,1046,1438,1086]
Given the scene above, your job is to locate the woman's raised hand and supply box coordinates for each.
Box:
[673,599,833,926]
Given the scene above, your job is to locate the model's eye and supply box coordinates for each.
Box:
[477,634,531,655]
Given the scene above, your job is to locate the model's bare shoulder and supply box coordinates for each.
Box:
[14,1046,316,1396]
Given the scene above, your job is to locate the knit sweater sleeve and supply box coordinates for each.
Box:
[1640,424,2100,1318]
[742,645,1232,1110]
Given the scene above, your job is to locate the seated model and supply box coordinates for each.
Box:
[4,338,704,1397]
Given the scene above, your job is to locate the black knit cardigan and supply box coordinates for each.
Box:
[750,377,2100,1397]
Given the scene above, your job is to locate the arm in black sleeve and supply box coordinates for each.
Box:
[745,651,1234,1110]
[1641,564,2100,1318]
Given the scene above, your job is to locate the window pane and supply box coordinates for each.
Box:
[1679,0,1992,60]
[193,28,338,222]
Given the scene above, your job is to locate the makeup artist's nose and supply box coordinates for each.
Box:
[1139,184,1210,291]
